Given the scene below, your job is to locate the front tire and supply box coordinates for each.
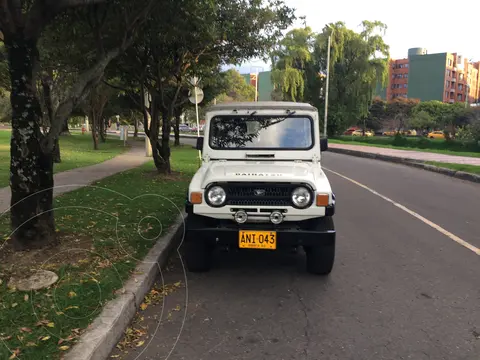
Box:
[304,217,335,275]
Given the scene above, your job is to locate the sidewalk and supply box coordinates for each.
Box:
[329,143,480,165]
[0,141,150,213]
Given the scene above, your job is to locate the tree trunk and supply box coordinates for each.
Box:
[60,118,71,136]
[6,34,56,251]
[140,84,150,138]
[53,137,61,163]
[174,108,181,146]
[99,117,106,143]
[91,112,99,150]
[148,98,170,173]
[133,112,138,138]
[149,103,163,169]
[159,111,171,173]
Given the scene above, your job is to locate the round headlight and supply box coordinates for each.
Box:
[292,187,311,208]
[207,186,226,206]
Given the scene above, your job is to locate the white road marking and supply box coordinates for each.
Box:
[323,167,480,256]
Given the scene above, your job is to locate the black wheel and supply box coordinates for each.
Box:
[304,217,335,275]
[184,238,213,272]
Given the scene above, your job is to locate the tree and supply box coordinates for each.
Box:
[385,97,420,131]
[409,110,435,130]
[81,82,117,148]
[118,0,294,173]
[411,100,447,126]
[215,69,256,103]
[0,0,155,251]
[319,21,390,134]
[271,27,314,101]
[363,97,386,131]
[270,21,390,135]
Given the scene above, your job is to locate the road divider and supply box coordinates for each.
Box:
[323,167,480,256]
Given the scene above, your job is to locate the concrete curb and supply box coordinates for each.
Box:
[328,147,480,184]
[64,213,186,360]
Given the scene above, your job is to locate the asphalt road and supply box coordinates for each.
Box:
[110,141,480,360]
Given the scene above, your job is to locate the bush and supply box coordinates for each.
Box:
[415,137,431,148]
[392,133,408,146]
[456,127,476,145]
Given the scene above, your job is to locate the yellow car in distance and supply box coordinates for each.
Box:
[352,129,374,137]
[427,131,446,139]
[383,129,417,136]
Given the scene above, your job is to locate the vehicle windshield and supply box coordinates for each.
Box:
[208,115,314,150]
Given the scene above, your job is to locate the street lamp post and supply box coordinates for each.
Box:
[251,66,264,102]
[323,27,333,138]
[465,71,471,108]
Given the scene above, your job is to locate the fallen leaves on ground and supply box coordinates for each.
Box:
[9,348,20,359]
[115,325,148,352]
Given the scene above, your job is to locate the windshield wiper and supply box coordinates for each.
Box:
[244,111,257,120]
[268,111,296,126]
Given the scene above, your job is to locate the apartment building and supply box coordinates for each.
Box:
[387,58,409,99]
[241,71,274,101]
[378,48,480,105]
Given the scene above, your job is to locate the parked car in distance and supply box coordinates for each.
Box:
[383,130,396,136]
[352,129,374,137]
[343,127,359,135]
[178,124,192,132]
[383,129,417,136]
[427,131,446,139]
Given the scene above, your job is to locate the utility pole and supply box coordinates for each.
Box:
[323,26,333,138]
[250,66,264,102]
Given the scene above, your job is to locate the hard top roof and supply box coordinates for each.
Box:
[206,101,317,112]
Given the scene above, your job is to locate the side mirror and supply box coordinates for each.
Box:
[320,138,328,152]
[196,137,204,151]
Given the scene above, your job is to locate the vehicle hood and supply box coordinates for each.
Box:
[199,161,329,190]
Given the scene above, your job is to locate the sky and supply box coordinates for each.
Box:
[231,0,480,73]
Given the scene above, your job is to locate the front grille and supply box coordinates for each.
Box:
[223,183,298,207]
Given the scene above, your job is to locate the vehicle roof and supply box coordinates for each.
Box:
[206,101,317,112]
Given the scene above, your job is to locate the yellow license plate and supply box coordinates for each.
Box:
[239,230,276,250]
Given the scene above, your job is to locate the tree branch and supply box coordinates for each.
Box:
[102,79,142,108]
[47,46,122,143]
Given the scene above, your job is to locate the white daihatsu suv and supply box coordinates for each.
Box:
[184,101,336,275]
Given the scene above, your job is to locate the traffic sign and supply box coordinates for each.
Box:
[189,87,204,104]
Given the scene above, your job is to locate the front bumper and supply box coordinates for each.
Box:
[185,198,335,219]
[185,215,335,248]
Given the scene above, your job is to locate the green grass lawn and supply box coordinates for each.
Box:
[425,161,480,175]
[0,131,127,188]
[330,136,480,158]
[0,146,197,360]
